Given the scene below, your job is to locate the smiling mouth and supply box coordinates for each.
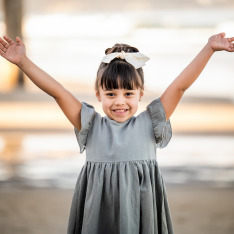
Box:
[112,109,128,114]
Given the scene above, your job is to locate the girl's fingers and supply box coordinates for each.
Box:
[228,37,234,42]
[0,37,11,49]
[16,37,22,43]
[0,42,7,52]
[219,32,225,38]
[0,43,5,57]
[3,35,15,46]
[16,37,24,46]
[228,38,234,51]
[0,37,7,47]
[227,42,234,52]
[0,51,5,57]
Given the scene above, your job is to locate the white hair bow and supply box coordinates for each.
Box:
[102,51,150,69]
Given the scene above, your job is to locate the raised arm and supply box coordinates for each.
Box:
[160,32,234,120]
[0,36,82,130]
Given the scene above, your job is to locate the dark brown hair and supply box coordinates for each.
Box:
[95,43,144,93]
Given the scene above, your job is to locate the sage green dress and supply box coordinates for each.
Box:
[67,98,174,234]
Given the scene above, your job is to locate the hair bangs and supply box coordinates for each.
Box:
[100,59,143,91]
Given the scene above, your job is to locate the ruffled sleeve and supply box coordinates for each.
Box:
[146,98,172,148]
[74,102,96,153]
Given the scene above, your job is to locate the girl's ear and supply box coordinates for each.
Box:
[96,91,101,102]
[139,90,144,101]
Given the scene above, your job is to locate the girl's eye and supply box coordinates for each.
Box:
[125,92,134,96]
[106,93,115,97]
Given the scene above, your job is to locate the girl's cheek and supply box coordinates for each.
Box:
[130,97,140,105]
[102,100,111,109]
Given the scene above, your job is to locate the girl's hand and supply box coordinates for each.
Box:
[208,32,234,52]
[0,36,26,65]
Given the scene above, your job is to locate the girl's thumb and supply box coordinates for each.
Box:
[16,36,22,44]
[220,32,225,38]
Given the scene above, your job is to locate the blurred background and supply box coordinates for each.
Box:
[0,0,234,233]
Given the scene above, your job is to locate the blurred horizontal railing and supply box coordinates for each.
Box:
[0,91,234,134]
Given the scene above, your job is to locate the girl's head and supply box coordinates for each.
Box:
[95,43,145,93]
[95,43,147,123]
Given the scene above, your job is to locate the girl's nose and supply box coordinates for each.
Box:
[114,96,125,105]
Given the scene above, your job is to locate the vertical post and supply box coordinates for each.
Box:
[3,0,24,88]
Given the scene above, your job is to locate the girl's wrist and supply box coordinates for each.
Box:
[17,55,29,68]
[204,41,215,54]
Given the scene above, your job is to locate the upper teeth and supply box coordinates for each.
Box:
[114,109,126,112]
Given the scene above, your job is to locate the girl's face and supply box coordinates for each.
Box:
[96,88,144,123]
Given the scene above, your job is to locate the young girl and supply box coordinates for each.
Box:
[0,33,233,234]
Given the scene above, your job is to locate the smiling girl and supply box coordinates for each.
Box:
[0,33,233,234]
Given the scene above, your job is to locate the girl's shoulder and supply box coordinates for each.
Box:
[145,97,172,148]
[136,97,166,120]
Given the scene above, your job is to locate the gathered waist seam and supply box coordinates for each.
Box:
[85,159,158,164]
